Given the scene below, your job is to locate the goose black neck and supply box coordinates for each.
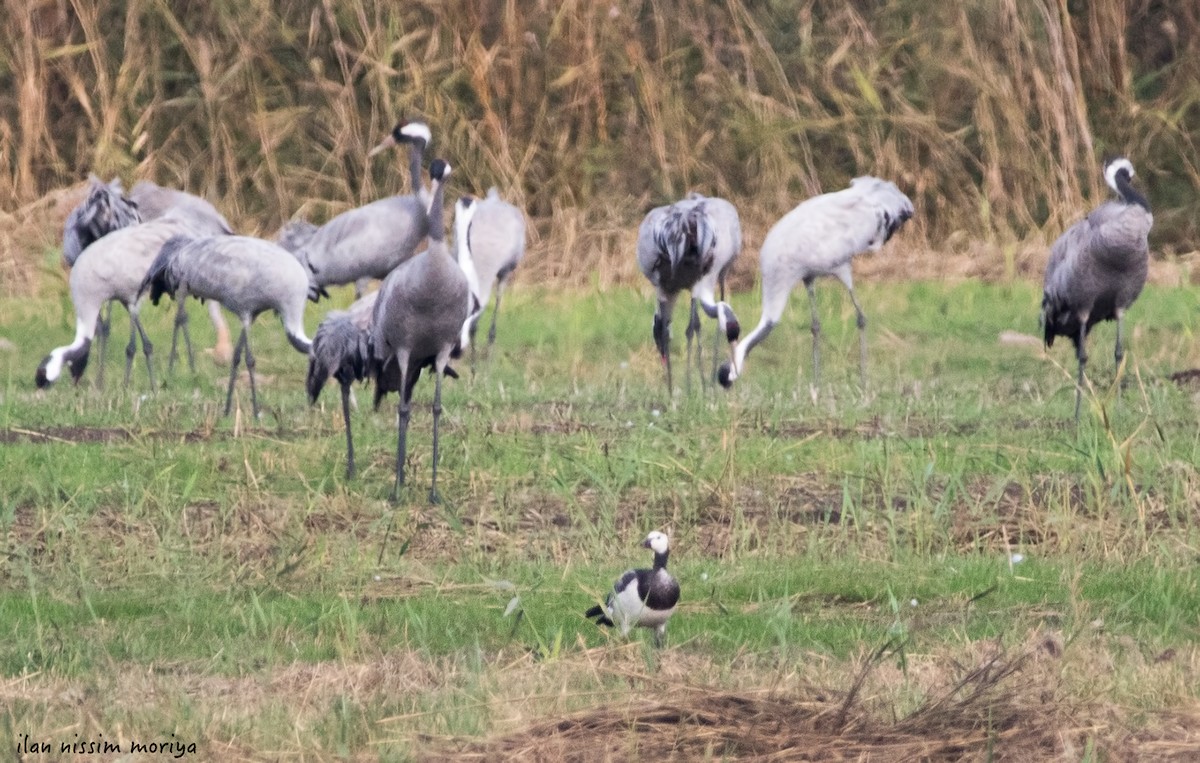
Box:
[408,140,426,196]
[652,550,669,570]
[1115,171,1150,212]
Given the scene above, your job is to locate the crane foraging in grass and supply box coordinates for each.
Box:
[306,289,379,479]
[1041,157,1152,422]
[128,180,237,370]
[453,187,526,363]
[718,176,913,390]
[61,177,237,377]
[288,120,432,296]
[636,194,742,394]
[38,212,217,391]
[140,235,319,419]
[371,158,468,503]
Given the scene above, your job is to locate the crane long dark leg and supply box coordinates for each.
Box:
[393,369,412,503]
[169,300,196,376]
[340,381,356,479]
[685,297,701,394]
[847,287,869,388]
[429,369,444,505]
[124,310,139,386]
[243,326,260,419]
[1114,309,1127,404]
[96,300,113,388]
[805,281,822,387]
[133,312,156,390]
[712,275,726,385]
[654,297,674,396]
[1074,323,1089,424]
[487,285,504,346]
[223,328,247,417]
[469,315,479,371]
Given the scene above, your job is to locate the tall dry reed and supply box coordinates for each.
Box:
[0,0,1196,294]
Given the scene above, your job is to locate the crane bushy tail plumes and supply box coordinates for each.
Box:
[654,204,715,276]
[306,313,374,404]
[275,219,330,303]
[139,235,195,306]
[62,176,142,267]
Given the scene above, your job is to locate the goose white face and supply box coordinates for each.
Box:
[643,531,669,555]
[1104,157,1135,190]
[400,121,432,146]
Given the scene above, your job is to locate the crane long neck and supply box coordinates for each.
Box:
[428,178,446,247]
[1114,172,1150,212]
[408,140,426,197]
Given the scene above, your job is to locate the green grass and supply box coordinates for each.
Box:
[2,279,1199,757]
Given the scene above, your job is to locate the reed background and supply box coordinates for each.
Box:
[1,0,1198,297]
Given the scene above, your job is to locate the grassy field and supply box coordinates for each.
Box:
[2,275,1200,759]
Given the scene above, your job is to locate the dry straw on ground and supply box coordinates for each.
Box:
[433,641,1200,761]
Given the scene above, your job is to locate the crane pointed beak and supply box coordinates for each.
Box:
[367,134,398,158]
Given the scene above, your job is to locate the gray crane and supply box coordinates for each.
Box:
[289,120,432,295]
[1041,157,1152,421]
[60,177,143,387]
[718,176,913,390]
[371,158,469,503]
[61,177,237,376]
[128,179,236,370]
[37,212,211,390]
[453,187,526,361]
[62,176,142,267]
[306,289,379,479]
[140,235,318,418]
[636,194,742,394]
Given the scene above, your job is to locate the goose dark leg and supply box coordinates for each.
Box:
[224,329,247,417]
[340,382,356,479]
[429,369,444,504]
[133,312,156,390]
[805,281,822,387]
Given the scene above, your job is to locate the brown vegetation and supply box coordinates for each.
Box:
[2,1,1198,294]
